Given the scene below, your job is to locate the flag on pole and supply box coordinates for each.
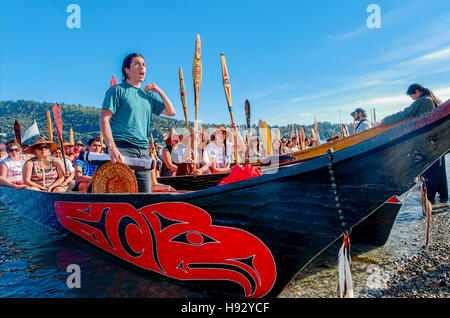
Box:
[22,120,40,143]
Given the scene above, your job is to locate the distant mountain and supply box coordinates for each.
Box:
[0,100,346,145]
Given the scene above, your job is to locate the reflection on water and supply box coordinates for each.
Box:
[0,200,211,298]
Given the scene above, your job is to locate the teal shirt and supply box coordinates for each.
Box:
[382,96,435,126]
[102,82,165,148]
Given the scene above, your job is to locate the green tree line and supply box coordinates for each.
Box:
[0,100,349,145]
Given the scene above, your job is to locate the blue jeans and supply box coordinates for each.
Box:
[108,141,151,193]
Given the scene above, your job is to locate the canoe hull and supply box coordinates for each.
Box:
[1,101,449,297]
[350,196,402,246]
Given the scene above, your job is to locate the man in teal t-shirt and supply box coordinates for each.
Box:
[100,53,176,193]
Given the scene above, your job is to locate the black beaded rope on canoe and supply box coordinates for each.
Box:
[327,148,352,236]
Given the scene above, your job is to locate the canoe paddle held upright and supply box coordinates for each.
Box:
[193,34,202,132]
[220,52,239,163]
[179,66,189,131]
[192,34,202,169]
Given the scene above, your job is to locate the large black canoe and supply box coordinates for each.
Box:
[1,100,449,298]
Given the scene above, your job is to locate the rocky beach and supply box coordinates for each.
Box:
[279,183,449,298]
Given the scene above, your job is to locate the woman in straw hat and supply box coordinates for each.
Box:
[0,139,29,190]
[177,128,209,176]
[206,123,245,174]
[160,128,182,177]
[22,136,67,192]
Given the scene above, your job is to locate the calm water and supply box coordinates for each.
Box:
[0,155,448,298]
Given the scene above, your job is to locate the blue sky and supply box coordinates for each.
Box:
[1,0,450,126]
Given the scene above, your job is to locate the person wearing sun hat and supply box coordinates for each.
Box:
[73,140,85,159]
[206,123,245,174]
[351,107,372,133]
[177,127,209,176]
[22,136,67,192]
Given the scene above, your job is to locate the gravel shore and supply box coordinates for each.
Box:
[377,206,449,298]
[279,201,449,298]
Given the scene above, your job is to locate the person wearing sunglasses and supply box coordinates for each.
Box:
[0,139,28,190]
[22,137,66,192]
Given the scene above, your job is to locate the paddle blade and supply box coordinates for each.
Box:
[179,66,188,128]
[245,99,251,128]
[52,103,63,142]
[70,128,75,145]
[14,120,21,145]
[46,110,53,142]
[192,34,202,113]
[258,120,272,156]
[220,52,232,111]
[314,115,320,141]
[300,127,306,149]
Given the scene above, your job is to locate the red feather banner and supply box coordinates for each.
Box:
[52,103,63,142]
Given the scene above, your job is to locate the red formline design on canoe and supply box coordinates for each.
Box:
[386,196,401,204]
[54,201,277,298]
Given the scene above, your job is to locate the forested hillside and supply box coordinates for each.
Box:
[0,100,346,145]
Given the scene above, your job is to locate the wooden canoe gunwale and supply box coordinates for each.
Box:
[287,120,405,160]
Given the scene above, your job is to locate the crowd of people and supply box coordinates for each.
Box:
[0,136,105,193]
[0,51,447,203]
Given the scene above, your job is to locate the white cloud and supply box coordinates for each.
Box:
[326,26,366,40]
[405,47,450,65]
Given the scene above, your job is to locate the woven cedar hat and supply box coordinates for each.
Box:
[210,124,233,141]
[91,162,138,193]
[25,136,59,154]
